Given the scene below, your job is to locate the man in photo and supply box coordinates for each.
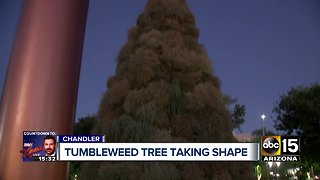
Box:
[43,135,56,156]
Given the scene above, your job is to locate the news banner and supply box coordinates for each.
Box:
[20,131,300,162]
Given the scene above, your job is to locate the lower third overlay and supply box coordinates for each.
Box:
[20,132,300,162]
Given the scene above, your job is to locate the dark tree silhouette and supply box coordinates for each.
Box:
[223,95,246,132]
[74,115,97,135]
[273,84,320,162]
[81,0,253,179]
[70,115,97,179]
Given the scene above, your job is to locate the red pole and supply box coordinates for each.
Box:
[0,0,89,179]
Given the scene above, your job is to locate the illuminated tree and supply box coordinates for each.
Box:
[81,0,253,179]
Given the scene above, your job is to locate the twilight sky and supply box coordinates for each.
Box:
[1,0,319,134]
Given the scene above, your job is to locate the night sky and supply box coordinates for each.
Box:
[1,0,319,134]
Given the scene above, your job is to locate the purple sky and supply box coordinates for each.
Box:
[1,0,319,134]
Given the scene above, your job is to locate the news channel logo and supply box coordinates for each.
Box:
[20,131,57,162]
[261,136,300,162]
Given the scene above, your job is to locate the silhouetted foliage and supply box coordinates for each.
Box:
[70,115,97,179]
[74,115,97,135]
[223,95,246,132]
[231,104,245,133]
[80,0,253,179]
[273,84,320,162]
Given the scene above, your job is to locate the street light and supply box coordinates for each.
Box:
[267,162,273,180]
[261,114,266,136]
[276,162,281,180]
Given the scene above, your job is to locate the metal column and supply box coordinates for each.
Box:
[0,0,89,179]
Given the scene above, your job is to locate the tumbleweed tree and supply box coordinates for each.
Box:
[81,0,253,179]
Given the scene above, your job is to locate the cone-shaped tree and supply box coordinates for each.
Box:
[81,0,253,179]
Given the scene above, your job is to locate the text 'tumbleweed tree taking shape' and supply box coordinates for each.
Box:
[81,0,253,179]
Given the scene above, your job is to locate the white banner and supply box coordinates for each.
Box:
[58,143,259,161]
